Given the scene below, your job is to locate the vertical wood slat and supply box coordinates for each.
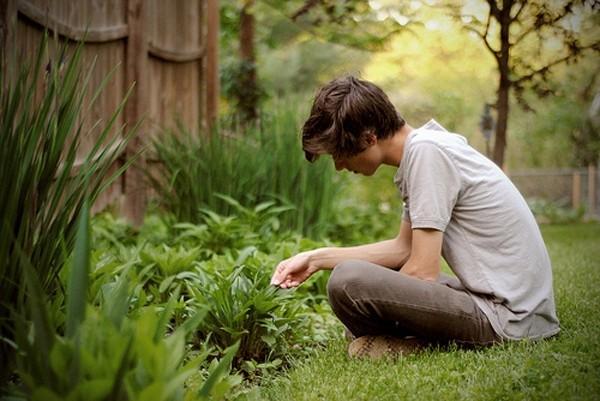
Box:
[0,0,17,87]
[206,0,219,129]
[3,1,218,224]
[588,164,596,217]
[123,0,148,225]
[572,171,581,209]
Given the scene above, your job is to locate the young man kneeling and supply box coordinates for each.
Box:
[270,76,560,359]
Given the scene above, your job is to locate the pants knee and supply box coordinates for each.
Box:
[327,260,366,304]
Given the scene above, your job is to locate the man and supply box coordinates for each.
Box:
[270,75,560,359]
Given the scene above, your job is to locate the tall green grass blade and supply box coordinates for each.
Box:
[150,102,340,237]
[154,296,176,343]
[106,335,134,401]
[14,236,55,386]
[66,198,90,338]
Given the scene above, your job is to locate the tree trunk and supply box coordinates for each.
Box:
[492,0,513,169]
[493,75,510,168]
[239,0,258,122]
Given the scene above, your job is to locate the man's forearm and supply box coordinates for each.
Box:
[308,238,410,272]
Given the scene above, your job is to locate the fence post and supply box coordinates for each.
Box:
[588,164,596,217]
[572,170,581,210]
[0,0,16,87]
[206,0,219,130]
[123,0,148,226]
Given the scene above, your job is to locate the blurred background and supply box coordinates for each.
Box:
[2,0,599,230]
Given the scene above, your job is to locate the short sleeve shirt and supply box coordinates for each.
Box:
[394,119,560,340]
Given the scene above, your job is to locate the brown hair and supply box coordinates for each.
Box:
[301,75,404,162]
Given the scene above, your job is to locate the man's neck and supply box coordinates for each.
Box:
[380,123,413,167]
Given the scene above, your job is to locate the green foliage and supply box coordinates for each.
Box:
[191,252,306,368]
[174,196,297,257]
[507,58,600,168]
[221,60,267,121]
[8,202,239,401]
[527,199,585,225]
[0,34,135,379]
[87,204,340,381]
[218,0,408,107]
[150,105,340,237]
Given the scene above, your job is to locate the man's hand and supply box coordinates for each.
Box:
[270,251,318,289]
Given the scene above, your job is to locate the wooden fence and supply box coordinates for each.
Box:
[509,165,599,219]
[1,0,219,224]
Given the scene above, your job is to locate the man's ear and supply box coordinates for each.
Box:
[366,132,377,146]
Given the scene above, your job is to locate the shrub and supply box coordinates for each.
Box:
[150,103,340,237]
[190,252,300,366]
[527,198,586,224]
[0,35,135,378]
[8,202,240,401]
[88,206,340,380]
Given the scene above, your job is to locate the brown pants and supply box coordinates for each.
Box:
[327,260,502,346]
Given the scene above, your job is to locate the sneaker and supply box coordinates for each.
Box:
[348,335,427,359]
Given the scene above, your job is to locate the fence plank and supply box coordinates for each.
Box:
[206,0,219,128]
[1,0,17,71]
[123,0,148,225]
[572,171,581,209]
[4,0,214,222]
[588,164,596,216]
[17,0,128,42]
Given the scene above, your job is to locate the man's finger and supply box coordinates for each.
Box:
[270,262,288,286]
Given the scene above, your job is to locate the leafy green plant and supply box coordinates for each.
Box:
[8,200,240,401]
[150,103,340,237]
[0,34,136,378]
[174,196,296,257]
[87,206,340,382]
[140,244,202,277]
[189,249,329,372]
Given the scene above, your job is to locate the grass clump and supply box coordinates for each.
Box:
[0,35,135,380]
[150,105,340,237]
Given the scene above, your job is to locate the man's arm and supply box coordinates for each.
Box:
[308,217,413,271]
[271,219,413,288]
[400,228,443,281]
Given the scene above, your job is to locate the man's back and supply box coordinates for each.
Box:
[394,122,560,340]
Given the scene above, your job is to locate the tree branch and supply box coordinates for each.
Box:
[510,1,526,22]
[291,0,323,21]
[464,10,500,61]
[512,8,570,47]
[464,27,501,62]
[514,44,598,84]
[486,0,501,19]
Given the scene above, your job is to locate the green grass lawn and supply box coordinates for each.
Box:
[245,223,600,401]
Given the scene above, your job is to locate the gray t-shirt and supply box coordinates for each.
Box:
[394,119,560,340]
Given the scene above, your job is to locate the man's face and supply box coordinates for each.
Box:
[332,143,381,176]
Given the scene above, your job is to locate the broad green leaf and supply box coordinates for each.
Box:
[197,341,240,399]
[103,273,129,328]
